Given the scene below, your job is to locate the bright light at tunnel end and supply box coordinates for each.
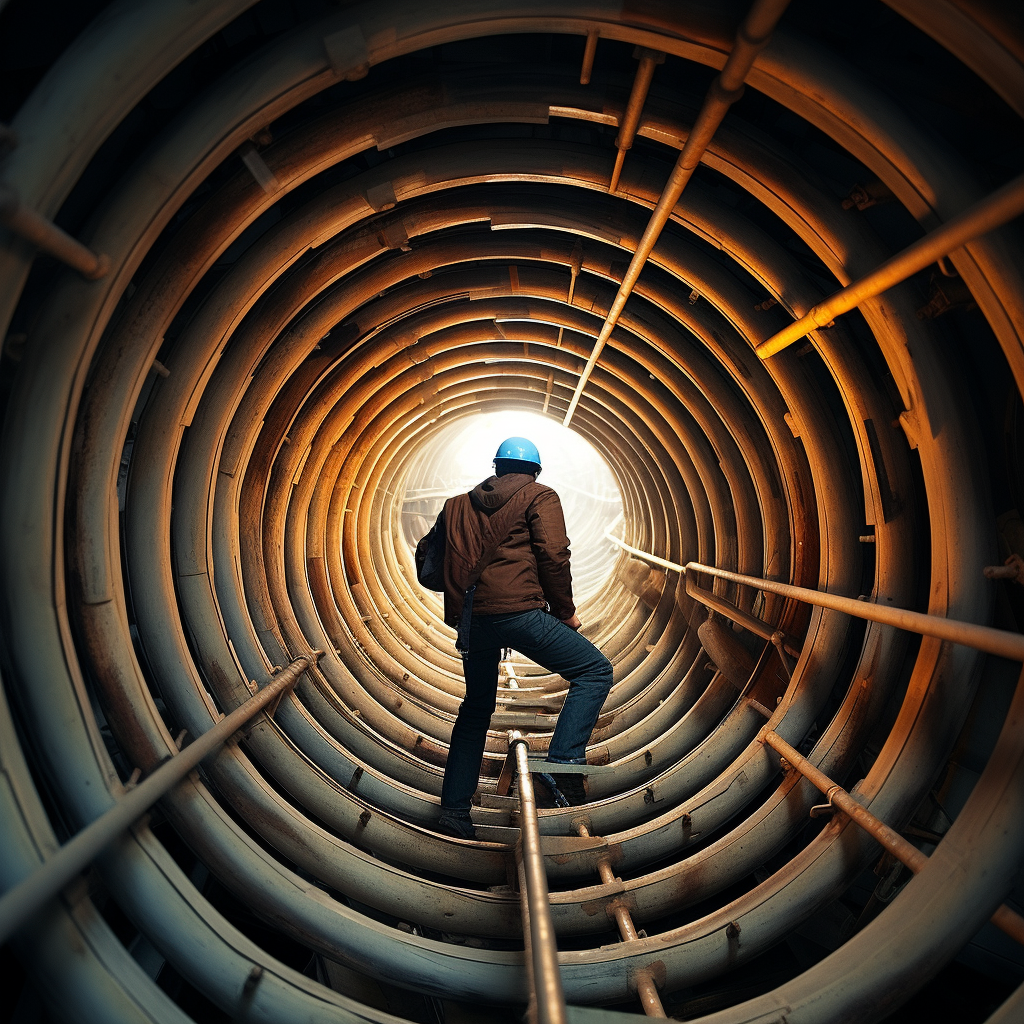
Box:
[403,410,624,603]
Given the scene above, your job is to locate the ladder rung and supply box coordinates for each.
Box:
[479,793,518,809]
[491,713,556,728]
[526,759,616,775]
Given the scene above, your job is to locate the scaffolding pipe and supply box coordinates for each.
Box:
[608,48,665,193]
[688,561,1024,662]
[755,169,1024,358]
[760,727,1024,945]
[512,734,568,1024]
[610,536,1024,662]
[685,575,802,658]
[562,0,792,426]
[576,821,667,1017]
[0,653,317,946]
[0,183,110,280]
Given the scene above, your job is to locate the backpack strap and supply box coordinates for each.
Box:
[454,482,540,653]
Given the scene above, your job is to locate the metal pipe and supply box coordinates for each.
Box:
[608,49,665,193]
[579,30,599,85]
[761,728,1024,945]
[755,169,1024,358]
[554,238,584,350]
[685,575,802,659]
[634,972,668,1019]
[0,183,110,279]
[604,530,687,575]
[517,854,538,1024]
[764,730,928,871]
[688,561,1024,663]
[616,533,1024,662]
[512,735,567,1024]
[991,904,1024,945]
[562,0,793,426]
[0,653,315,946]
[576,821,667,1017]
[984,555,1024,585]
[620,541,1024,662]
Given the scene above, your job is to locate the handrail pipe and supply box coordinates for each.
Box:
[689,561,1024,663]
[760,727,1024,945]
[511,732,568,1024]
[0,653,317,946]
[607,534,1024,663]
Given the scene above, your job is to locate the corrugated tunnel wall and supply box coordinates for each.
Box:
[1,1,1024,1021]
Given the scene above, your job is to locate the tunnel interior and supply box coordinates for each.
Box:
[1,1,1024,1022]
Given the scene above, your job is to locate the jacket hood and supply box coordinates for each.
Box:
[469,473,536,513]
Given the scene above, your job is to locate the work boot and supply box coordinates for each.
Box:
[438,810,477,840]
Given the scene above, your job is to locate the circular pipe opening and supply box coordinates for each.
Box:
[1,4,1022,1023]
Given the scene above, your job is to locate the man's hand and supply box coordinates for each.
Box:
[561,613,582,631]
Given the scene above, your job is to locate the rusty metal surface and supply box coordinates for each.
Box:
[0,0,1020,1021]
[756,171,1024,358]
[562,0,794,425]
[0,656,315,946]
[691,666,1024,1023]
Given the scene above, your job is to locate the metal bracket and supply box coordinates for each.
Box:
[810,785,842,818]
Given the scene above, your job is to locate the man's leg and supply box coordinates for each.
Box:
[439,624,501,826]
[494,609,613,762]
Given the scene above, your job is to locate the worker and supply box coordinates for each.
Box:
[424,436,613,839]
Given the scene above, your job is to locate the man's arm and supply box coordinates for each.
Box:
[527,489,576,622]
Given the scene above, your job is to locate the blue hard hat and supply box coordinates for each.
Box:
[495,436,541,468]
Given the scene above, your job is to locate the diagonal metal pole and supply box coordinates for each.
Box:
[0,183,110,279]
[760,722,1024,945]
[562,0,793,427]
[0,653,317,945]
[608,48,666,194]
[754,169,1024,359]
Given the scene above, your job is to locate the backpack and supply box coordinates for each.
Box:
[415,509,447,591]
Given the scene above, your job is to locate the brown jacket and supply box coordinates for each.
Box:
[440,473,576,626]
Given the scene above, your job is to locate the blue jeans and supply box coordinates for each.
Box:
[440,609,614,813]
